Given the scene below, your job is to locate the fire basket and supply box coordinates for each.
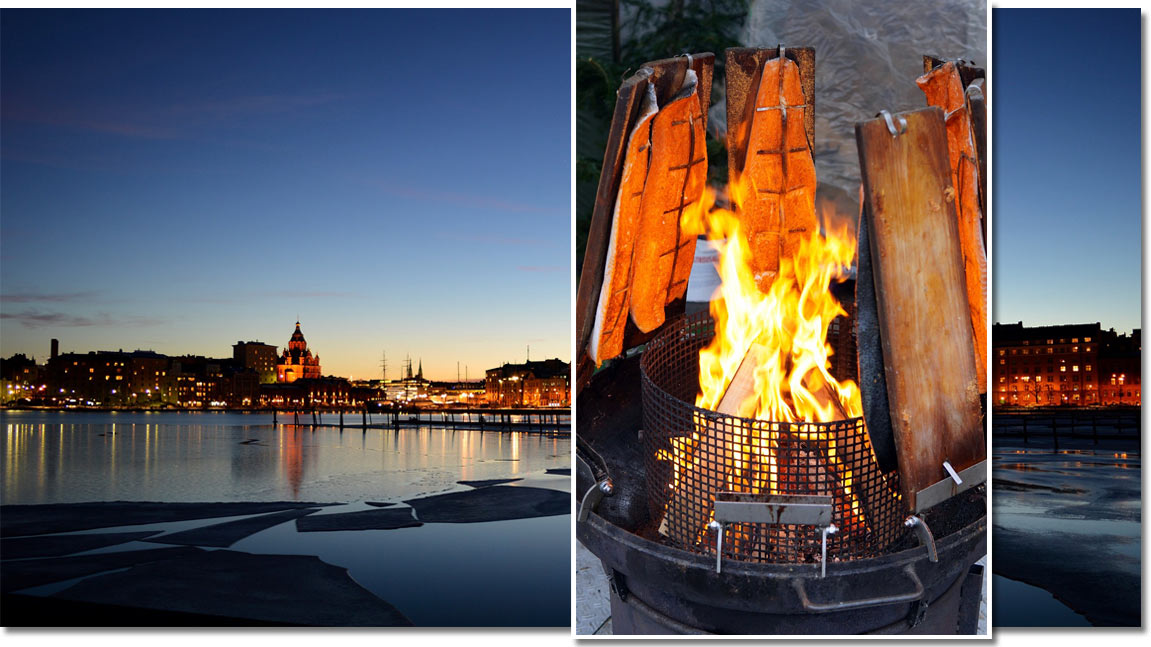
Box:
[576,46,987,635]
[641,312,906,567]
[577,347,987,634]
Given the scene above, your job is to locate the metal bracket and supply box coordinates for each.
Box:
[709,493,835,576]
[578,477,614,522]
[904,515,939,563]
[607,568,629,602]
[795,563,925,612]
[913,459,986,513]
[908,598,929,628]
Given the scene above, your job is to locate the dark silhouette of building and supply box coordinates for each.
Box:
[234,341,279,384]
[993,321,1141,406]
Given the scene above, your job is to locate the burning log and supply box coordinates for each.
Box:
[629,69,708,333]
[854,107,985,511]
[916,61,987,394]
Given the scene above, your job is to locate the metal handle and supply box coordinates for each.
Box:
[793,563,924,612]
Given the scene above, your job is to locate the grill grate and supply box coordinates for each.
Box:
[641,312,908,564]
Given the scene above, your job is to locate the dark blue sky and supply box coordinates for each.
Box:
[993,8,1141,334]
[1,9,571,379]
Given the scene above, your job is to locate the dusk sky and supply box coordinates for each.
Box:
[993,8,1141,335]
[0,9,571,381]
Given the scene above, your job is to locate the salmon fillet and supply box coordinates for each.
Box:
[629,70,707,333]
[589,85,658,366]
[738,56,817,293]
[917,62,987,393]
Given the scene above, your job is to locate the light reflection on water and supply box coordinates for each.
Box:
[1,410,572,626]
[1,410,570,505]
[993,440,1140,626]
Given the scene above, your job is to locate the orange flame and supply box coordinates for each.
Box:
[657,173,871,549]
[682,176,861,423]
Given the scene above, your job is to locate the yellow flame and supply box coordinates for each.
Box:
[683,177,861,423]
[660,173,871,548]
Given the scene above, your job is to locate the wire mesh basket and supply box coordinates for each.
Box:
[641,311,907,564]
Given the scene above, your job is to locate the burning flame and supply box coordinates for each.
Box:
[657,173,874,551]
[682,176,861,423]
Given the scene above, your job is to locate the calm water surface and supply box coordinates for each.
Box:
[1,410,572,626]
[2,410,568,504]
[992,437,1141,627]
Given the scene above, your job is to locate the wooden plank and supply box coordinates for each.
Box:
[575,54,714,395]
[726,47,814,177]
[855,107,985,511]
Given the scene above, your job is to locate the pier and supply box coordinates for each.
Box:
[992,407,1140,447]
[273,407,570,435]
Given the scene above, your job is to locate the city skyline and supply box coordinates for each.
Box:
[0,9,571,381]
[13,321,556,383]
[993,8,1140,335]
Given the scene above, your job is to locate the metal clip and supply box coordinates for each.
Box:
[878,110,908,137]
[943,460,963,485]
[904,515,939,563]
[709,493,834,575]
[709,520,724,574]
[820,524,839,578]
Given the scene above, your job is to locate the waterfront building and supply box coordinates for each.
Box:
[992,322,1141,407]
[1,353,43,404]
[485,358,571,407]
[127,350,174,405]
[261,377,362,410]
[276,321,322,383]
[47,350,132,405]
[234,341,279,384]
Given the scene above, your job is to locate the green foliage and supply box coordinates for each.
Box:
[576,0,747,279]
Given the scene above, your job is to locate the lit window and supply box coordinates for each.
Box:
[1073,366,1079,372]
[1085,337,1092,342]
[1061,366,1066,372]
[999,350,1005,356]
[1072,338,1079,343]
[1086,365,1092,372]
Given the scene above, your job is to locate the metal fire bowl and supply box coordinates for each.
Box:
[575,324,987,634]
[577,500,985,633]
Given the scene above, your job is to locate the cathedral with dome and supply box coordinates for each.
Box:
[276,321,322,383]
